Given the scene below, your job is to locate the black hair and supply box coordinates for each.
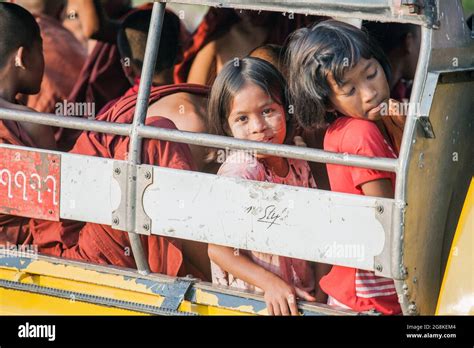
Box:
[117,9,180,74]
[207,57,290,137]
[285,19,391,129]
[0,2,41,69]
[363,21,420,54]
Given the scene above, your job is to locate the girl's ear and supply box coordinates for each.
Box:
[14,47,26,70]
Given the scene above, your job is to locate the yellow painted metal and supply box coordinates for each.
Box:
[436,177,474,315]
[178,300,252,316]
[193,288,261,315]
[0,287,146,315]
[0,266,166,309]
[0,257,255,315]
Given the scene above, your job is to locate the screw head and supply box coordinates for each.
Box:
[375,264,383,272]
[143,223,150,231]
[376,205,384,214]
[114,168,121,175]
[145,171,151,180]
[112,217,119,225]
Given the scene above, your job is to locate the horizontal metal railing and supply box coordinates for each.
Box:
[0,108,398,172]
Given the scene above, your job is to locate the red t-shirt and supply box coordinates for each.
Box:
[320,116,401,315]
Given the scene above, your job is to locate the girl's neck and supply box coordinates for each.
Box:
[262,156,289,178]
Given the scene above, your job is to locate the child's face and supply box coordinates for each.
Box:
[327,57,390,121]
[227,82,286,157]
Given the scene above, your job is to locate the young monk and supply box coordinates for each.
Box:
[0,2,56,247]
[29,8,212,280]
[112,9,209,173]
[13,0,87,150]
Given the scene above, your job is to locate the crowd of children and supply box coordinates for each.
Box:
[0,0,426,315]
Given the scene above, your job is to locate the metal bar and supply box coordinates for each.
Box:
[128,1,166,165]
[392,25,432,315]
[138,125,399,172]
[159,0,429,26]
[125,2,166,275]
[0,106,398,171]
[0,108,131,136]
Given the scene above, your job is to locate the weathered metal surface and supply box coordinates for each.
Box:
[0,251,355,315]
[187,283,360,316]
[0,279,195,316]
[403,72,474,315]
[0,147,60,221]
[60,151,121,225]
[144,167,394,274]
[162,0,435,26]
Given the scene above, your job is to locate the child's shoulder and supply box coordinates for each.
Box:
[326,116,389,156]
[328,116,380,136]
[217,151,266,181]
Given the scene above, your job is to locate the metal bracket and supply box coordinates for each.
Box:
[373,199,394,278]
[401,0,439,28]
[111,162,153,235]
[417,116,435,138]
[136,165,154,235]
[401,0,422,14]
[112,161,128,231]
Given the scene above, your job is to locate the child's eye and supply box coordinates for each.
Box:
[367,69,378,80]
[346,87,356,97]
[235,115,248,123]
[262,108,274,116]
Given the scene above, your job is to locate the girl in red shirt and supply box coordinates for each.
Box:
[285,20,403,315]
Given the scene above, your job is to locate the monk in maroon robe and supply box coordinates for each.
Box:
[0,3,57,247]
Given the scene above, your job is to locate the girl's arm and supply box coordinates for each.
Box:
[360,178,394,198]
[314,262,331,303]
[208,243,315,315]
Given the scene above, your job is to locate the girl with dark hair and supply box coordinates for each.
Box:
[286,20,402,315]
[207,57,329,316]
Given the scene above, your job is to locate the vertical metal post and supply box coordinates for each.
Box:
[392,25,432,315]
[127,1,166,274]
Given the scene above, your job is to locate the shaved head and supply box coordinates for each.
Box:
[13,0,66,18]
[117,9,181,75]
[0,2,42,69]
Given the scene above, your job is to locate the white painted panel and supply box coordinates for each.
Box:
[60,153,121,224]
[144,167,391,271]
